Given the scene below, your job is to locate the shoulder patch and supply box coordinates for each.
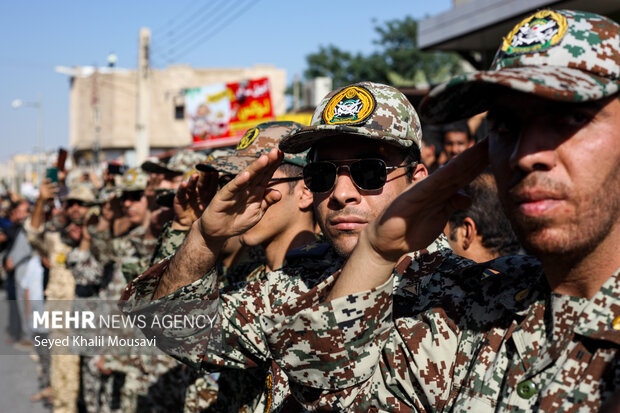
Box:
[501,10,568,55]
[322,85,376,126]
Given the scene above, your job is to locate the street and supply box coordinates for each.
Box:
[0,290,50,413]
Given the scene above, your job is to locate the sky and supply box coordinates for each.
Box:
[0,0,453,163]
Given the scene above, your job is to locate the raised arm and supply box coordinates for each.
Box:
[30,179,57,231]
[328,140,489,300]
[153,149,284,299]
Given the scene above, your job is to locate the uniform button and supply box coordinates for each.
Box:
[517,380,537,399]
[612,315,620,331]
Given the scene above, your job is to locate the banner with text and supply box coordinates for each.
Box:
[186,77,274,142]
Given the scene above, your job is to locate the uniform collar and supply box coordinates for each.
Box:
[573,267,620,345]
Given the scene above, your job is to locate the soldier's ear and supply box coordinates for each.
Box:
[298,182,314,210]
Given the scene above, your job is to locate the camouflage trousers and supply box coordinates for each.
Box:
[50,354,79,413]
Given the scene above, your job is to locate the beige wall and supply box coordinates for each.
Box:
[69,64,286,154]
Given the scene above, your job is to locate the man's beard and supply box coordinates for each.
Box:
[505,171,620,263]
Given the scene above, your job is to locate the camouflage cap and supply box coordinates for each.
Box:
[142,149,207,176]
[420,10,620,124]
[140,158,167,174]
[279,82,422,154]
[196,121,308,175]
[62,183,98,205]
[120,168,148,192]
[97,187,119,203]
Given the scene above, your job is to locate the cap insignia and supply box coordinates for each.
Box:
[237,127,259,150]
[322,86,376,125]
[501,10,567,55]
[124,169,137,185]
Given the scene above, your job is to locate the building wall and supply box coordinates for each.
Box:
[69,64,287,156]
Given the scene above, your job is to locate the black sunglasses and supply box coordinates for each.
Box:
[121,190,144,202]
[303,158,415,193]
[66,199,88,208]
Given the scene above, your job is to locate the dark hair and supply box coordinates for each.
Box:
[442,121,473,143]
[277,162,304,194]
[8,199,29,216]
[448,173,521,256]
[402,144,421,182]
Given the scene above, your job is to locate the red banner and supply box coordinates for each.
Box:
[186,77,274,143]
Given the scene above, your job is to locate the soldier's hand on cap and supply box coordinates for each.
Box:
[196,167,218,211]
[172,171,216,230]
[197,148,283,242]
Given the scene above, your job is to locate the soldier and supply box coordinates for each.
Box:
[25,182,98,413]
[261,9,620,411]
[120,84,428,411]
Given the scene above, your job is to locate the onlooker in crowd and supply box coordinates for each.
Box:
[3,199,32,345]
[441,119,475,160]
[445,171,522,262]
[21,244,52,405]
[25,182,96,413]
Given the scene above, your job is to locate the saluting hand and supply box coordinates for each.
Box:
[366,140,489,263]
[197,149,283,242]
[173,169,218,229]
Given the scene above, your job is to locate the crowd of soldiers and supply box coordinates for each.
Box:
[1,8,619,413]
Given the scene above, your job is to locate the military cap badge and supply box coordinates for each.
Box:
[322,85,376,125]
[501,10,568,55]
[237,127,259,150]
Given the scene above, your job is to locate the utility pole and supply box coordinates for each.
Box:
[135,28,151,165]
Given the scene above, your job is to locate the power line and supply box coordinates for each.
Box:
[160,0,227,41]
[167,0,261,62]
[151,0,229,63]
[160,0,240,60]
[152,0,205,36]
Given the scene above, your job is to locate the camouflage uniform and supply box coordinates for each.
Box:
[25,184,100,413]
[121,240,341,412]
[263,9,620,412]
[66,247,105,413]
[120,88,422,411]
[24,220,80,413]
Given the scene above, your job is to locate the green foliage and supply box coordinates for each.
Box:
[303,16,464,88]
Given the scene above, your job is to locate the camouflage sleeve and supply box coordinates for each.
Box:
[23,217,47,256]
[260,272,393,390]
[261,245,469,411]
[66,248,104,288]
[119,258,220,369]
[120,257,218,304]
[150,222,189,266]
[120,260,303,373]
[88,225,113,265]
